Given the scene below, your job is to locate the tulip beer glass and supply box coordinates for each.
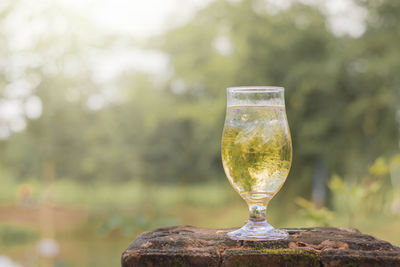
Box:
[221,86,292,240]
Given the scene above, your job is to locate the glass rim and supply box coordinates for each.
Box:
[227,86,284,93]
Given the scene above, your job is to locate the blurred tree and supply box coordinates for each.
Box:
[154,0,399,194]
[0,0,398,197]
[156,0,342,193]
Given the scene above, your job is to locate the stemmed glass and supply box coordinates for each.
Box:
[221,86,292,240]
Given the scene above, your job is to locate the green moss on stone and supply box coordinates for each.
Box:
[246,244,321,267]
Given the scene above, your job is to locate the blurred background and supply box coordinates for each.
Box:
[0,0,400,266]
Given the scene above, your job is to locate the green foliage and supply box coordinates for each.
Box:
[297,155,400,227]
[0,0,398,190]
[0,0,398,243]
[0,169,17,203]
[0,224,39,245]
[369,157,390,176]
[98,213,180,237]
[295,197,333,226]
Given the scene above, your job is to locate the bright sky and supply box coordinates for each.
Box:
[92,0,365,37]
[56,0,214,38]
[29,0,365,38]
[323,0,366,36]
[0,0,366,139]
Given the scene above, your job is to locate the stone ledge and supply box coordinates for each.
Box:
[121,226,400,267]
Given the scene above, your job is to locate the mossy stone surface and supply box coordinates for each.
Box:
[121,226,400,267]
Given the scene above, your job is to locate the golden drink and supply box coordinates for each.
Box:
[221,105,292,203]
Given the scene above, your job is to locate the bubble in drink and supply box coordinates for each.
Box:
[221,105,292,204]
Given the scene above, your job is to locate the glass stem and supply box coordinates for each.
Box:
[248,202,268,222]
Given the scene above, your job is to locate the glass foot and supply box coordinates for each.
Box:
[227,220,288,241]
